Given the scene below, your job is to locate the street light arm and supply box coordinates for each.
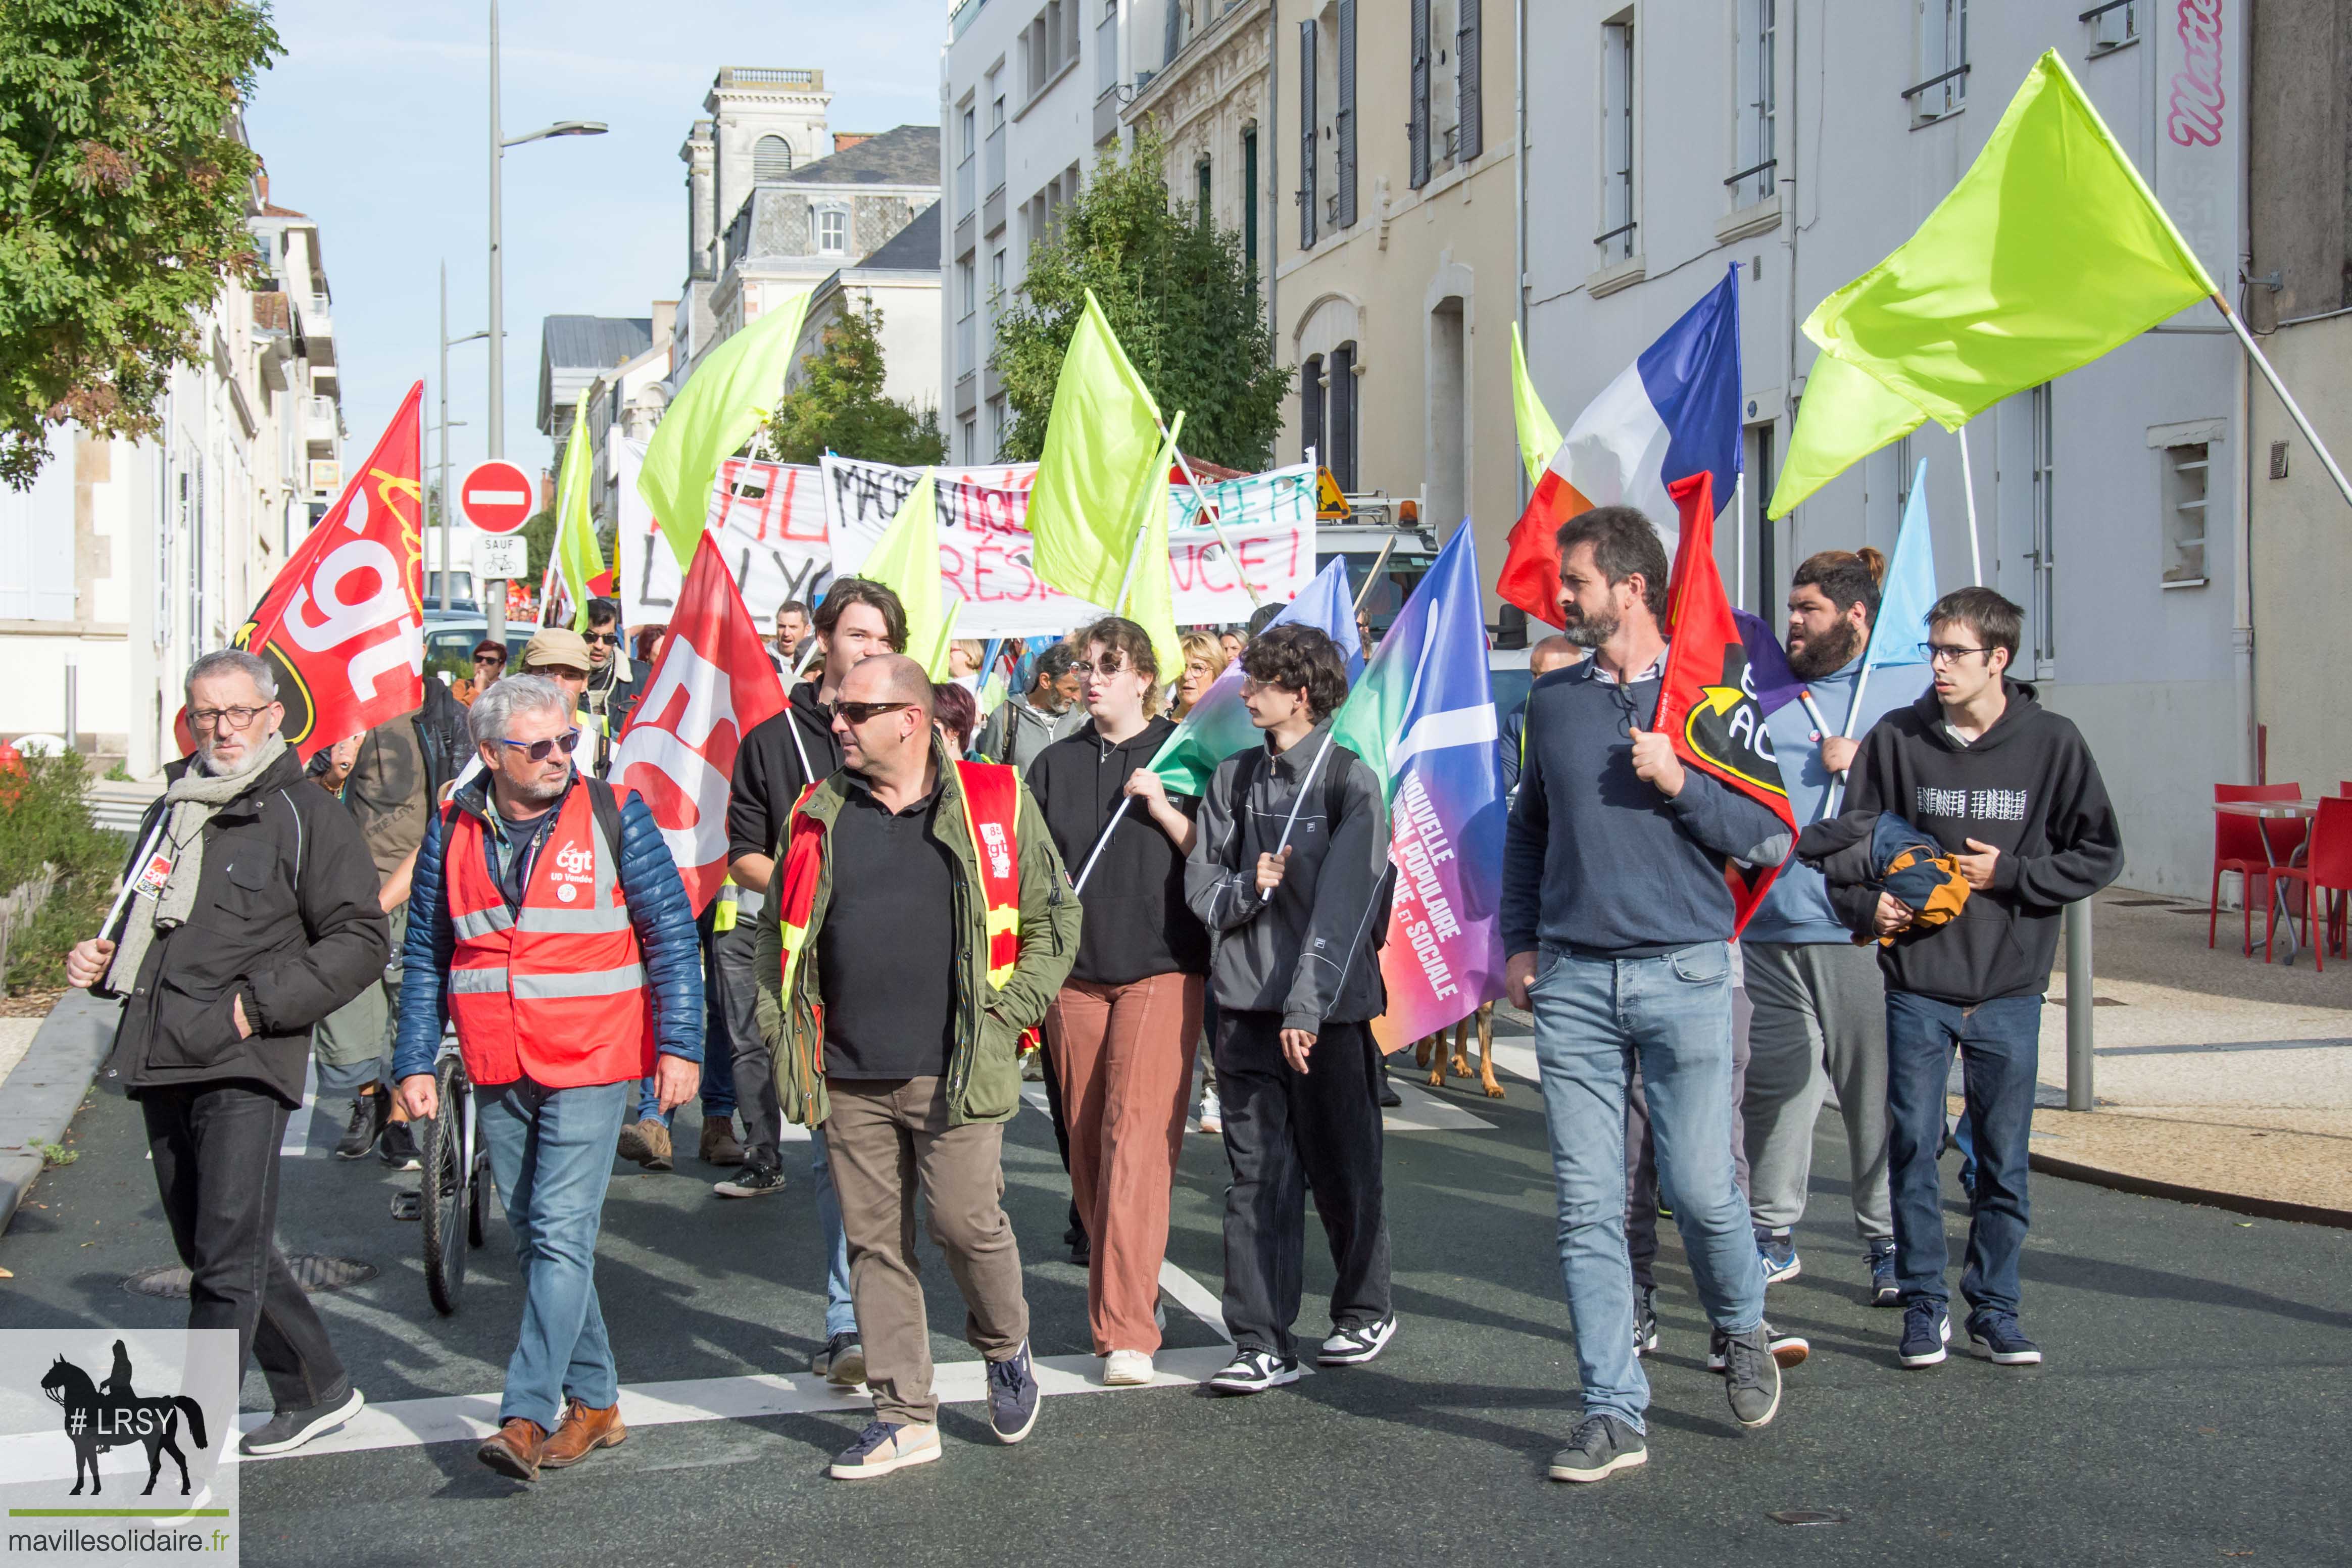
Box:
[500,120,608,148]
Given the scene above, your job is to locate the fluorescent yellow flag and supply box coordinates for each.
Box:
[1026,291,1166,608]
[1804,51,2217,431]
[862,469,958,679]
[1116,414,1185,684]
[552,388,604,628]
[637,289,813,567]
[1510,322,1562,489]
[1766,353,1929,519]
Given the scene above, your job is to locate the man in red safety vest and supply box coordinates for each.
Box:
[394,674,706,1484]
[756,654,1081,1482]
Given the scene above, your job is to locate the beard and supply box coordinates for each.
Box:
[199,729,280,779]
[1559,604,1618,650]
[1787,618,1862,680]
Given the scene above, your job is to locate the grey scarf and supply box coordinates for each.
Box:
[102,734,289,995]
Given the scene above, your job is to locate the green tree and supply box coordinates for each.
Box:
[993,127,1289,470]
[764,301,947,466]
[0,0,284,488]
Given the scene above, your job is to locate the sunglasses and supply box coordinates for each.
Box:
[582,631,622,646]
[834,700,912,726]
[493,728,583,762]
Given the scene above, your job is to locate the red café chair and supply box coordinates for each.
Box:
[2261,795,2352,968]
[2211,783,2306,953]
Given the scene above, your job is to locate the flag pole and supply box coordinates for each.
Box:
[1353,534,1398,614]
[1112,411,1186,614]
[1734,473,1746,611]
[1070,799,1132,897]
[1161,423,1263,609]
[1261,732,1337,901]
[2212,292,2352,511]
[1956,425,1985,586]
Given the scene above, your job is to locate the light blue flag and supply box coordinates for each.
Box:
[1854,458,1941,713]
[1151,556,1360,796]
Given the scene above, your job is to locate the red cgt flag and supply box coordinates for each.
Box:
[1654,471,1795,936]
[236,382,425,758]
[610,533,788,913]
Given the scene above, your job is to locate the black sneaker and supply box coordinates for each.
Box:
[334,1093,388,1160]
[822,1333,867,1387]
[986,1340,1040,1443]
[1633,1289,1659,1357]
[239,1385,366,1455]
[1899,1301,1951,1368]
[1317,1313,1397,1366]
[712,1165,785,1199]
[1548,1411,1648,1483]
[1377,1066,1402,1109]
[1721,1326,1781,1428]
[1966,1311,2043,1366]
[1867,1238,1900,1307]
[1207,1347,1301,1395]
[1757,1227,1801,1284]
[377,1119,421,1171]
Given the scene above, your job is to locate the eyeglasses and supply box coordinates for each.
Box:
[493,728,582,762]
[1071,659,1131,679]
[189,704,272,731]
[1918,642,1994,666]
[834,700,913,726]
[582,631,621,646]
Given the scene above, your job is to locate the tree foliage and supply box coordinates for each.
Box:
[994,127,1289,470]
[0,0,282,488]
[764,301,947,467]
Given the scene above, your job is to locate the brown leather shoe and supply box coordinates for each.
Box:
[616,1117,673,1171]
[477,1417,547,1482]
[538,1398,626,1469]
[699,1115,745,1167]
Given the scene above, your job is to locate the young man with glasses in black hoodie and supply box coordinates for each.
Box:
[1806,587,2122,1373]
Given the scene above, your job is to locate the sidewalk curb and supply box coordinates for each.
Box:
[0,990,120,1236]
[2029,1150,2352,1232]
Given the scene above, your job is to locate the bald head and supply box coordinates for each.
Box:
[840,652,936,716]
[1529,635,1584,677]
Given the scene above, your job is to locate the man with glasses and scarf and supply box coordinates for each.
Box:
[580,599,641,763]
[394,674,705,1483]
[68,651,389,1457]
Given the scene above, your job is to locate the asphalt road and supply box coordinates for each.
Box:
[2,1029,2346,1567]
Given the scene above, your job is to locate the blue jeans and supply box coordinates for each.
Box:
[635,1040,736,1123]
[1529,943,1765,1432]
[1884,992,2041,1319]
[811,1124,857,1339]
[479,1077,631,1429]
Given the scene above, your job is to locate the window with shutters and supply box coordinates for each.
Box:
[1598,12,1637,264]
[1328,344,1358,493]
[754,135,794,181]
[1302,354,1325,466]
[1456,0,1483,161]
[1408,0,1431,188]
[1730,0,1776,207]
[1335,0,1357,228]
[1197,156,1212,222]
[1242,126,1260,285]
[1906,0,1968,125]
[0,436,76,621]
[1298,20,1318,249]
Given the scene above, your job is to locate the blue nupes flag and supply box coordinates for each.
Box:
[1329,524,1508,1052]
[1657,472,1798,936]
[1151,556,1360,796]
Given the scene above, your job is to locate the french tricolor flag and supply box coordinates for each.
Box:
[1497,264,1744,626]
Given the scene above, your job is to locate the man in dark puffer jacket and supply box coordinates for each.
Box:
[395,674,703,1483]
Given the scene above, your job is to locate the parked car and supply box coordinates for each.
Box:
[423,620,534,687]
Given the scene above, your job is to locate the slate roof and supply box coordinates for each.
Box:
[780,124,941,187]
[542,315,655,371]
[857,200,941,271]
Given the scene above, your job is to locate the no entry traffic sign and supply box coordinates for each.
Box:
[460,460,535,535]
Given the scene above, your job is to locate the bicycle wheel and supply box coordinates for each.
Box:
[420,1054,470,1316]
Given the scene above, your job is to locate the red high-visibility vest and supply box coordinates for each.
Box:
[444,783,655,1088]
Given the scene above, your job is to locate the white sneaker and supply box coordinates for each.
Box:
[1198,1090,1222,1135]
[1103,1349,1154,1385]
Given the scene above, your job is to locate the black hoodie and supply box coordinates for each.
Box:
[1027,714,1209,985]
[726,680,844,908]
[1826,678,2123,1004]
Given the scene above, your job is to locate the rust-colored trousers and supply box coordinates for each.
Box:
[1047,972,1204,1355]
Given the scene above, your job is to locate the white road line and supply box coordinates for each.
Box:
[280,1055,321,1157]
[1488,1039,1540,1085]
[1156,1258,1232,1342]
[1382,1076,1497,1132]
[231,1346,1250,1463]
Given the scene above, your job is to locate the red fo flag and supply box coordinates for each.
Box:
[236,382,425,758]
[1654,472,1795,935]
[610,533,787,913]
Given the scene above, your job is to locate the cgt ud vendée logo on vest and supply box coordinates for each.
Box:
[551,839,596,902]
[978,820,1014,881]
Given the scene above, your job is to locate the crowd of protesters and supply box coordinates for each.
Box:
[64,494,2119,1489]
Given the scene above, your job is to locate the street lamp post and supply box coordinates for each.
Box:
[438,260,486,616]
[485,0,605,645]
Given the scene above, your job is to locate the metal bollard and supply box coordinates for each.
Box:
[2064,899,2094,1111]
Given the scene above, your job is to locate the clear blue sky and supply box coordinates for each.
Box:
[245,0,946,491]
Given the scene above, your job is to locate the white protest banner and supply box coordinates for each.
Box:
[820,455,1314,637]
[617,434,831,628]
